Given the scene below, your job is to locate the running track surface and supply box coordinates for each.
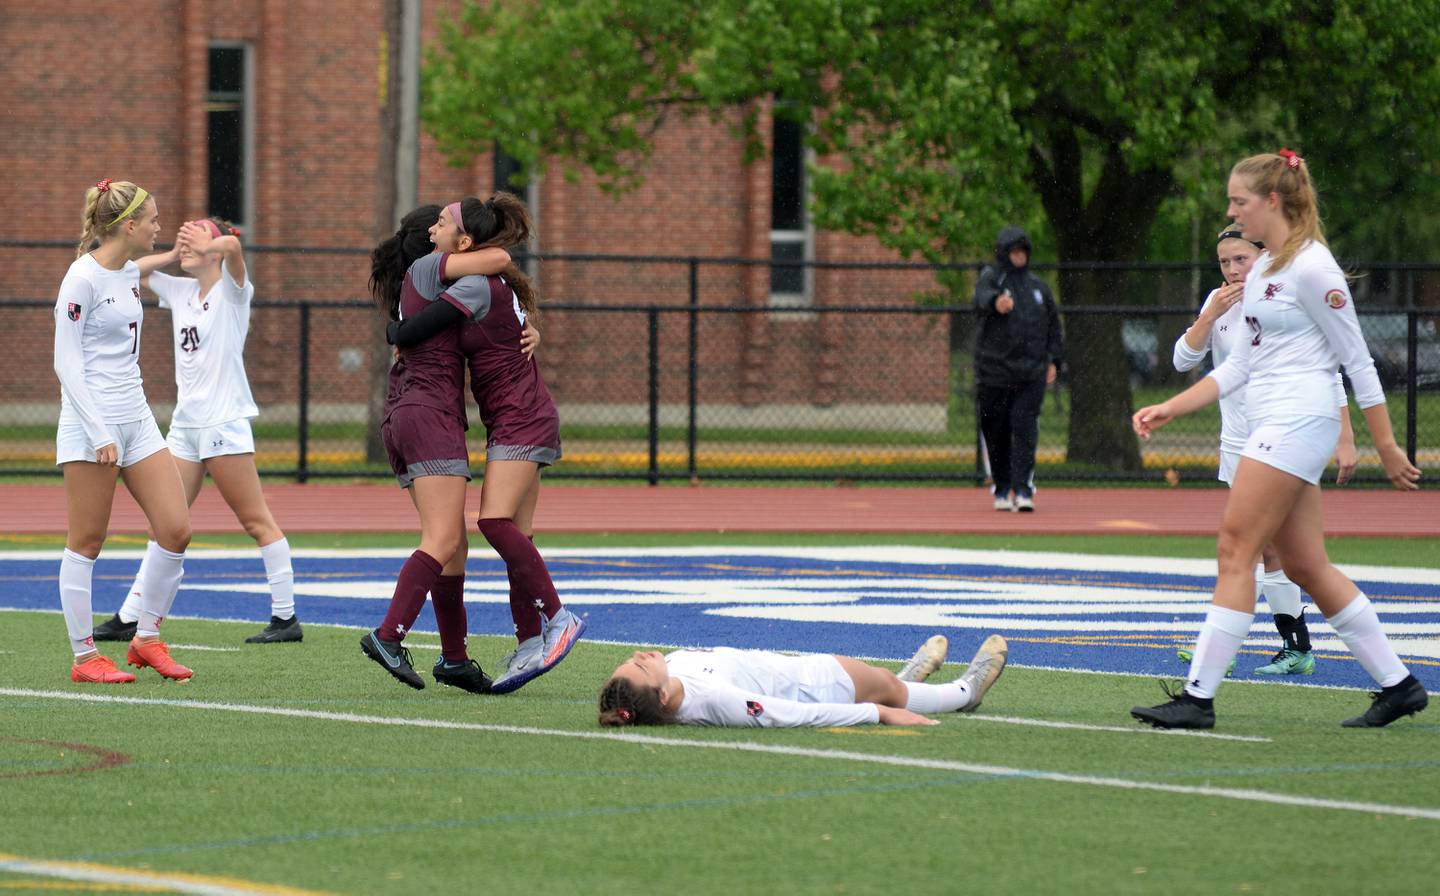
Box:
[0,484,1435,537]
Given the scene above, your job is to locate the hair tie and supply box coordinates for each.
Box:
[617,707,633,723]
[1278,148,1303,170]
[95,178,113,194]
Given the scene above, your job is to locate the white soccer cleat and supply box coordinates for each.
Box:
[897,634,948,683]
[958,634,1008,712]
[993,495,1015,511]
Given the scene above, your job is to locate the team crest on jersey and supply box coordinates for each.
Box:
[1262,282,1285,301]
[745,700,765,718]
[1325,289,1347,309]
[66,303,81,321]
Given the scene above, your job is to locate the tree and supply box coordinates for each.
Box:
[422,0,1440,469]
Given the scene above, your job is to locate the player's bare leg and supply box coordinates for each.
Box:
[208,453,301,643]
[119,449,193,680]
[60,461,135,681]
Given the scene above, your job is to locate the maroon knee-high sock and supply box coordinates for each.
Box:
[479,519,560,639]
[506,567,543,642]
[378,550,442,641]
[431,573,469,661]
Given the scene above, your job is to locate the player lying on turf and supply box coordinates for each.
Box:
[597,634,1005,728]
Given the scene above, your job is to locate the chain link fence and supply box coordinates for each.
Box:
[3,241,1437,485]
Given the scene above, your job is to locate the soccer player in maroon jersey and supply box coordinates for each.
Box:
[361,205,513,693]
[388,194,585,694]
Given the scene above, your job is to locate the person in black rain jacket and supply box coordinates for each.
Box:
[972,225,1063,511]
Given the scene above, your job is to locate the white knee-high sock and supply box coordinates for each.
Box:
[1184,605,1253,699]
[903,680,972,713]
[1327,593,1409,688]
[137,543,185,637]
[1259,568,1303,618]
[117,541,153,624]
[60,549,97,655]
[260,537,295,619]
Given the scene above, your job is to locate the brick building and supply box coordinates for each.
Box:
[0,3,952,442]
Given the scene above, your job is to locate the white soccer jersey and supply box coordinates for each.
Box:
[53,254,152,447]
[147,260,258,428]
[1208,242,1381,425]
[667,648,879,728]
[1175,288,1347,458]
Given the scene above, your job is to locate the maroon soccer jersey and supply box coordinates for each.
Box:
[384,253,495,426]
[453,271,562,457]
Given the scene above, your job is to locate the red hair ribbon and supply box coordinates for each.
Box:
[1278,148,1303,170]
[617,707,633,722]
[95,178,113,193]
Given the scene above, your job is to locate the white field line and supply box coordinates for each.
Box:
[2,546,1435,585]
[0,850,333,895]
[4,688,1434,822]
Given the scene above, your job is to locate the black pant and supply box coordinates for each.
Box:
[978,379,1046,497]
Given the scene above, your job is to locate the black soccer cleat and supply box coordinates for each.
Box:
[1341,676,1428,728]
[245,615,303,644]
[432,657,493,694]
[1130,680,1216,730]
[360,630,424,689]
[92,613,137,642]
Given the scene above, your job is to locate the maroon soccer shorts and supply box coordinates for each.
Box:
[382,405,472,487]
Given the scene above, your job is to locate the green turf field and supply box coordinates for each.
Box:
[3,532,1437,895]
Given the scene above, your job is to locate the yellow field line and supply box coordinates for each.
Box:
[0,853,334,896]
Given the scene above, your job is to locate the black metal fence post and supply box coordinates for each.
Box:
[648,307,660,486]
[296,304,311,483]
[687,257,699,482]
[1407,309,1419,463]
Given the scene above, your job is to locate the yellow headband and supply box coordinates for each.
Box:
[106,188,149,228]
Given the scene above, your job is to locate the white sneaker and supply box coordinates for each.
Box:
[1013,494,1034,512]
[993,494,1014,511]
[897,635,948,683]
[958,634,1008,712]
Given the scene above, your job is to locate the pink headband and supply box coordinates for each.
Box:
[446,202,467,236]
[200,219,223,238]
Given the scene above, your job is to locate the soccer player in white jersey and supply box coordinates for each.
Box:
[1131,150,1425,729]
[1170,227,1357,676]
[597,635,1006,728]
[91,218,302,645]
[53,179,194,683]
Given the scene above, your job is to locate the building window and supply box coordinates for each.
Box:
[207,44,253,227]
[769,111,811,305]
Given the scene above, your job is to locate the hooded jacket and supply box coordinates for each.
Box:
[972,226,1064,387]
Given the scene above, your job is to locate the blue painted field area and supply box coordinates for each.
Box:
[3,546,1437,689]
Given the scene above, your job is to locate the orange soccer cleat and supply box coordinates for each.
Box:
[71,653,137,684]
[126,637,194,681]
